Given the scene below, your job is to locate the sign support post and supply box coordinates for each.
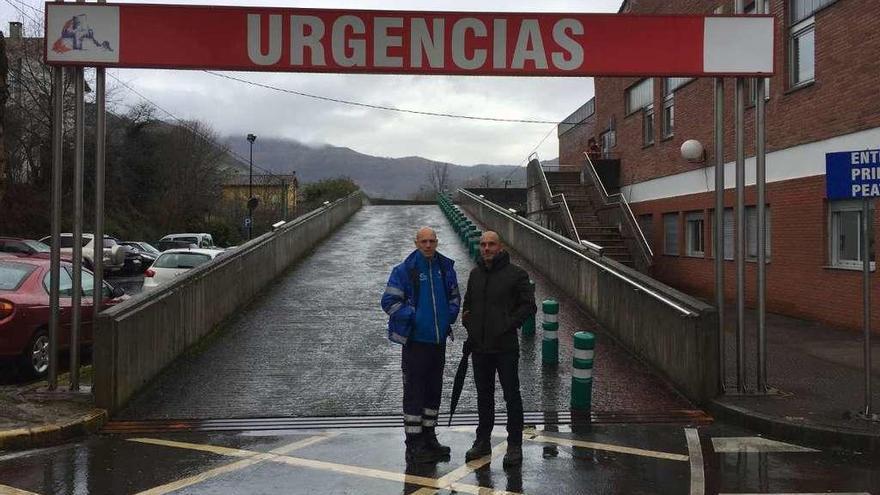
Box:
[862,197,873,418]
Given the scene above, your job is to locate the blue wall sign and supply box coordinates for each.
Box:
[826,149,880,200]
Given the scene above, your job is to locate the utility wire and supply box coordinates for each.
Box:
[204,70,585,126]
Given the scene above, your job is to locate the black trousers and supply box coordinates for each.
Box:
[402,341,446,437]
[472,350,524,445]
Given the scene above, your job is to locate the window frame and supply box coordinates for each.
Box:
[643,104,655,147]
[789,16,816,88]
[625,78,654,116]
[829,200,875,270]
[661,95,674,139]
[745,205,772,260]
[663,212,680,256]
[685,211,705,258]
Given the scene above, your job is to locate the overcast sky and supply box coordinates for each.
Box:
[3,0,622,166]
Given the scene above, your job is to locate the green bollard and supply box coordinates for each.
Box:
[542,299,559,365]
[571,332,594,410]
[521,280,536,336]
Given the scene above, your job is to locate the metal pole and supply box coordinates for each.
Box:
[94,66,106,373]
[70,66,84,391]
[863,198,872,417]
[248,138,253,240]
[735,0,746,395]
[715,77,726,394]
[755,0,769,396]
[49,65,63,390]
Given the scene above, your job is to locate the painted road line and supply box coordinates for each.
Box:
[718,493,871,495]
[711,437,820,454]
[0,484,40,495]
[528,434,689,462]
[130,436,516,495]
[685,428,704,495]
[131,435,335,495]
[435,441,509,487]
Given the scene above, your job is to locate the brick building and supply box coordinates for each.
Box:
[558,0,880,332]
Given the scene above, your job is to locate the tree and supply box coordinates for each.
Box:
[427,162,450,194]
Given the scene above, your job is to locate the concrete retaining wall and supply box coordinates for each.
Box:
[460,190,719,404]
[94,192,364,412]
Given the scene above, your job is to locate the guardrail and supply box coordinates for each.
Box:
[94,192,364,412]
[581,152,653,269]
[527,154,602,253]
[459,189,719,403]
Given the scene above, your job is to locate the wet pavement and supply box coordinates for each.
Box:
[117,205,688,419]
[0,419,877,494]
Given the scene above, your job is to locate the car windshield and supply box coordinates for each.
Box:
[0,262,35,290]
[173,237,199,244]
[153,252,212,269]
[139,243,161,255]
[24,240,50,253]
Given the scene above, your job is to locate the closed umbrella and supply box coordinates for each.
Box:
[447,339,472,427]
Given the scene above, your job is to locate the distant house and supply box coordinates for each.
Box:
[222,174,299,219]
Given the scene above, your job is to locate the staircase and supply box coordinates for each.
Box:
[544,171,635,267]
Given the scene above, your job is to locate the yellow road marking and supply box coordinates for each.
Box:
[529,435,689,462]
[435,441,508,486]
[0,484,40,495]
[131,434,336,495]
[131,436,517,495]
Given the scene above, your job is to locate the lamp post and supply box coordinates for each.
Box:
[247,133,256,240]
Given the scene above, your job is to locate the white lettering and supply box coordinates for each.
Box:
[332,16,366,67]
[291,16,325,66]
[853,184,862,196]
[247,14,282,66]
[851,152,862,165]
[861,151,871,165]
[493,19,507,69]
[853,168,862,180]
[452,18,487,70]
[410,18,444,68]
[511,20,547,70]
[374,17,403,68]
[552,19,583,71]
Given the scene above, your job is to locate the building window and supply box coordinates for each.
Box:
[638,213,653,249]
[643,105,655,146]
[662,97,674,138]
[625,78,653,115]
[663,213,679,256]
[685,211,705,257]
[746,205,772,259]
[829,200,875,269]
[791,0,837,23]
[601,129,616,153]
[789,16,815,87]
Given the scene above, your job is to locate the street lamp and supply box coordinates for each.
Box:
[246,133,257,240]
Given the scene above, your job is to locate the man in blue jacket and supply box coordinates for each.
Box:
[381,226,460,464]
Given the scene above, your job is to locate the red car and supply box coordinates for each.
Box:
[0,255,126,378]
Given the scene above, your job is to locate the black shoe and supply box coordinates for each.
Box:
[406,442,441,464]
[465,438,492,461]
[423,432,452,457]
[503,445,523,468]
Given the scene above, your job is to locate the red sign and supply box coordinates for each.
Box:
[45,3,775,77]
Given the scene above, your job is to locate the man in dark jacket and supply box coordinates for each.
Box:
[462,231,536,467]
[381,227,460,464]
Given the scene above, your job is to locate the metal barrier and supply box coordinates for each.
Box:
[459,189,719,403]
[94,192,364,412]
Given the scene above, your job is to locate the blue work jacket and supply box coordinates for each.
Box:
[381,250,460,345]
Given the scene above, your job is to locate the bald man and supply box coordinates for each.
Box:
[381,227,461,464]
[462,231,536,467]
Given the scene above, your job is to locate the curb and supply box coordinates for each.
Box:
[0,409,108,451]
[709,400,880,453]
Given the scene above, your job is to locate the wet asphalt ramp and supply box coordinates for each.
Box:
[118,205,690,420]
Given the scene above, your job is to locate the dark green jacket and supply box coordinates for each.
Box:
[462,251,536,353]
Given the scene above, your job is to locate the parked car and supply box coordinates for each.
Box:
[156,239,198,252]
[118,241,159,275]
[142,248,225,292]
[37,234,127,273]
[158,233,216,249]
[0,256,127,378]
[0,238,50,257]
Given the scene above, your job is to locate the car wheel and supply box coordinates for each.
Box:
[20,328,49,379]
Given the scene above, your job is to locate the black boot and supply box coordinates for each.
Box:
[465,437,492,461]
[406,434,444,464]
[423,428,451,457]
[503,444,523,468]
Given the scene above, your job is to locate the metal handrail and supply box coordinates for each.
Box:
[459,189,695,317]
[582,152,654,261]
[530,156,599,251]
